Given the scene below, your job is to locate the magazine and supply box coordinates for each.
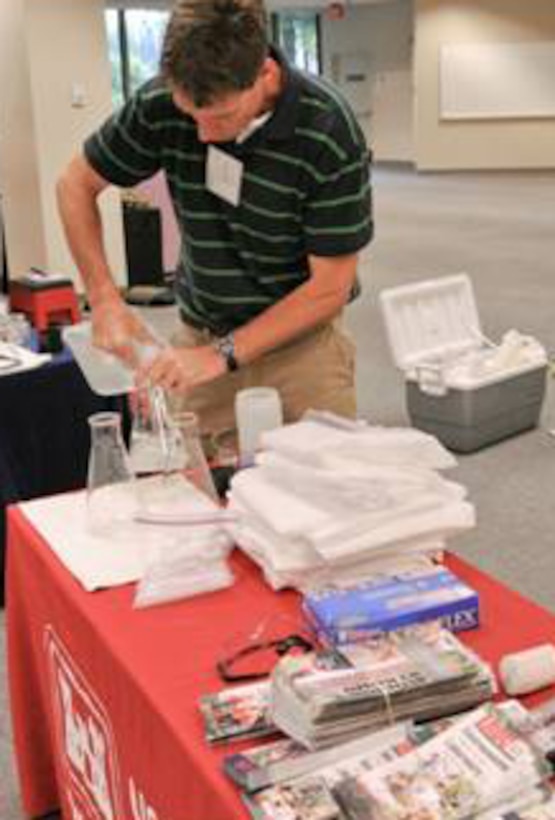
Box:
[333,703,551,820]
[199,680,275,743]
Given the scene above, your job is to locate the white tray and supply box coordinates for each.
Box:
[63,322,135,396]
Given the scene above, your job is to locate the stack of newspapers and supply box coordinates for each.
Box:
[199,648,352,744]
[270,624,495,749]
[226,414,476,590]
[240,703,555,820]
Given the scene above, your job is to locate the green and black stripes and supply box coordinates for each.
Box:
[84,51,373,334]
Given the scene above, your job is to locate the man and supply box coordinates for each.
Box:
[57,0,373,448]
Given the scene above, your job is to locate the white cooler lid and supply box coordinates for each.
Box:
[379,273,482,372]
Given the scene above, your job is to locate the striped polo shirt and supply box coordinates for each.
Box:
[84,52,373,335]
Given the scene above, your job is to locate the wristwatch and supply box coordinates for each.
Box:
[213,332,239,372]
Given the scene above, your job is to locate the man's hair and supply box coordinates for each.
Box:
[161,0,269,107]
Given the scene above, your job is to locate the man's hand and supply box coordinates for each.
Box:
[136,344,226,394]
[57,154,159,367]
[91,294,157,368]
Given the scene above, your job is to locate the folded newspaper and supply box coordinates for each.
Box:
[481,791,555,819]
[526,696,555,769]
[243,703,554,820]
[240,719,436,820]
[333,703,552,819]
[270,624,495,749]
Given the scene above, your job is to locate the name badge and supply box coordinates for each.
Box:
[206,145,243,206]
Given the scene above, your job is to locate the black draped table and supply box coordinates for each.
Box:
[0,348,125,605]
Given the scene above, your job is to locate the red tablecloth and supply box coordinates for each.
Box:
[6,504,555,820]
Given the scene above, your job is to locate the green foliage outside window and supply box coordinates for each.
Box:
[104,8,169,109]
[105,9,125,109]
[125,10,169,94]
[273,11,321,76]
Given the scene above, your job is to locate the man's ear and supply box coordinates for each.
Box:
[259,56,281,93]
[259,57,274,77]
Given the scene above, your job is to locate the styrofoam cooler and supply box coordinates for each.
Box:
[379,274,547,453]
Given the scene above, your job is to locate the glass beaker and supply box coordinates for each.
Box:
[87,411,136,534]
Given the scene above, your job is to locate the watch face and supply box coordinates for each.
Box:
[215,333,238,371]
[220,337,234,356]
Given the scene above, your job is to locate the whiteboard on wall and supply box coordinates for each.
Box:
[440,42,555,120]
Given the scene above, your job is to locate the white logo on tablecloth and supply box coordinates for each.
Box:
[44,626,123,820]
[129,777,160,820]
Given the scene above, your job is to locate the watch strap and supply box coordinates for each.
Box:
[214,332,239,372]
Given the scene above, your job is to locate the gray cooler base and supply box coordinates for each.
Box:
[406,366,547,453]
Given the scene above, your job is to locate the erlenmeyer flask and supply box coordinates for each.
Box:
[135,410,220,522]
[87,411,136,534]
[173,411,219,503]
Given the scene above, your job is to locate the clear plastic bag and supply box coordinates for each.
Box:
[133,532,234,608]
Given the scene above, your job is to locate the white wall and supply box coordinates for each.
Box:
[413,0,555,170]
[0,0,126,286]
[321,0,414,161]
[0,0,46,276]
[287,0,555,169]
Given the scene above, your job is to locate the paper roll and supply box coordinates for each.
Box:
[499,643,555,696]
[235,387,283,465]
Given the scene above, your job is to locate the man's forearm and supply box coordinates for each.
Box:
[57,155,154,357]
[137,253,359,394]
[56,158,120,308]
[137,274,351,395]
[233,254,357,365]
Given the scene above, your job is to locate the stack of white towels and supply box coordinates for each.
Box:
[227,414,475,590]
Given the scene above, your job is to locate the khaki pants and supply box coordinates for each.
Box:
[169,318,357,452]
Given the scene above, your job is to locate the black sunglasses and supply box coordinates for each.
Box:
[217,633,314,683]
